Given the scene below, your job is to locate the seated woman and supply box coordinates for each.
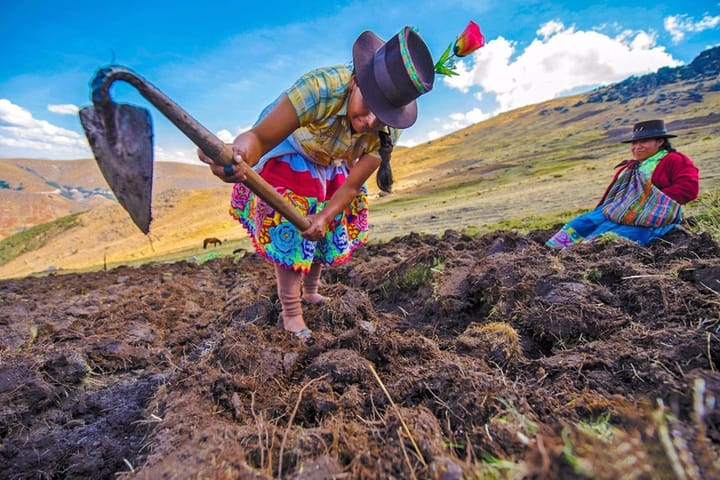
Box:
[547,119,699,248]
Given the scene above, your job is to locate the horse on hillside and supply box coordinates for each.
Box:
[203,237,222,249]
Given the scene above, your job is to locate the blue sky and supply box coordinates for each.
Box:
[1,0,719,163]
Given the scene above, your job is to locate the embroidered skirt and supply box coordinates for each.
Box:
[229,142,369,273]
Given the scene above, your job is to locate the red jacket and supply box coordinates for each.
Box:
[598,151,700,206]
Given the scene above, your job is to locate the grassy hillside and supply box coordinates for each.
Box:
[1,73,719,279]
[368,82,720,239]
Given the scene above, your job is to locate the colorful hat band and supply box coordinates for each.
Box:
[398,31,429,95]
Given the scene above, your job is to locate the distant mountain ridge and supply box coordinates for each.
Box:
[586,46,720,104]
[7,159,113,200]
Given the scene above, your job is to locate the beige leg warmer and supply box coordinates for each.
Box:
[275,265,305,332]
[302,262,328,304]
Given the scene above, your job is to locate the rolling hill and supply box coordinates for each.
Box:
[1,46,719,279]
[0,158,222,238]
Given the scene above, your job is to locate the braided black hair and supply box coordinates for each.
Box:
[659,138,676,153]
[376,129,394,193]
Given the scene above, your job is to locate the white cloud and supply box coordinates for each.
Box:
[664,13,720,43]
[0,99,207,163]
[152,126,253,164]
[48,104,79,115]
[154,145,201,164]
[151,127,254,164]
[437,108,492,135]
[442,20,681,116]
[216,126,251,143]
[396,137,418,148]
[216,129,235,143]
[0,99,89,157]
[537,20,565,40]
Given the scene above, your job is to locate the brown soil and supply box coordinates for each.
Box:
[1,227,719,479]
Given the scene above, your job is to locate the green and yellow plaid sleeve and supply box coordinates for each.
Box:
[285,65,352,126]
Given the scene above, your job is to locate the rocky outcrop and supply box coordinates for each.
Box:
[585,46,720,104]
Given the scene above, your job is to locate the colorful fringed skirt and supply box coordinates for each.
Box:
[230,139,369,273]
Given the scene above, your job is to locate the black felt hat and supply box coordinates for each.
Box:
[353,27,435,129]
[621,119,677,143]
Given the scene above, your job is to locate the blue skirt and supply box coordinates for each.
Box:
[546,208,678,248]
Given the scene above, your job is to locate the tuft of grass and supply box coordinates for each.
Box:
[561,414,618,477]
[595,231,623,244]
[0,213,83,266]
[577,412,614,442]
[406,257,443,289]
[583,267,603,283]
[496,397,539,438]
[562,427,591,476]
[461,224,484,236]
[379,257,443,292]
[686,192,720,242]
[472,453,525,479]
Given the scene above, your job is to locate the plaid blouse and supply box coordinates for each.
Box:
[285,64,401,167]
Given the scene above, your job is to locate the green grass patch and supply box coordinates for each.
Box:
[0,213,83,266]
[378,257,443,292]
[577,412,614,441]
[686,191,720,242]
[474,453,522,479]
[459,208,591,237]
[561,412,617,477]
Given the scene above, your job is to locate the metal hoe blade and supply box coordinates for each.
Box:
[79,102,153,234]
[78,65,310,234]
